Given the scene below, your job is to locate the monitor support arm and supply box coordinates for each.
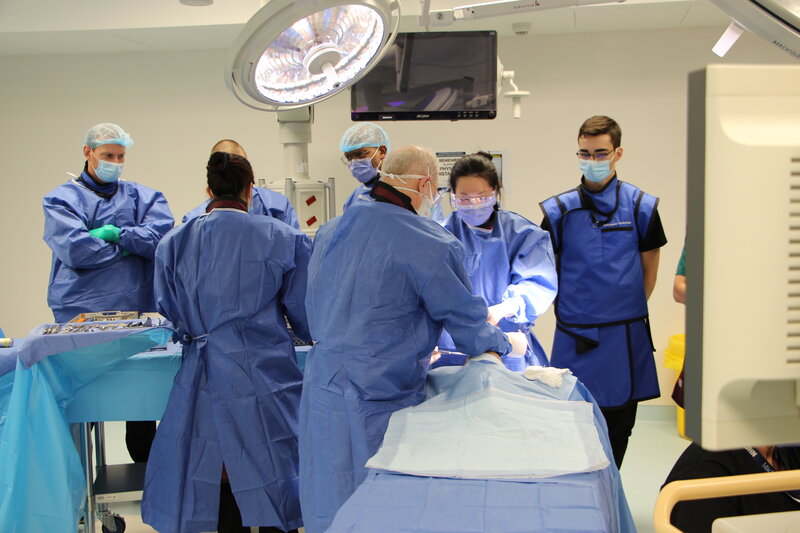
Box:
[500,69,530,119]
[420,0,625,27]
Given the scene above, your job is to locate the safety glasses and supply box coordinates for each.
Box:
[341,147,378,165]
[450,193,496,209]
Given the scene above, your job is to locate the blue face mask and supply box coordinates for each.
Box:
[457,204,495,227]
[93,158,124,183]
[348,157,378,184]
[579,159,612,184]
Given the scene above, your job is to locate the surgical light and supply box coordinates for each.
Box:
[226,0,400,111]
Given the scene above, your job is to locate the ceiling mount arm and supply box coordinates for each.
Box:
[420,0,624,27]
[500,69,530,119]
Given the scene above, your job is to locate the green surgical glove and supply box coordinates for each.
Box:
[89,224,121,244]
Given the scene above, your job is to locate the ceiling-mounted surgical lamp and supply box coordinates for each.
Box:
[226,0,401,111]
[225,0,400,235]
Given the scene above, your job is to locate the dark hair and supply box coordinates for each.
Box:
[578,115,621,148]
[206,151,254,198]
[449,151,501,196]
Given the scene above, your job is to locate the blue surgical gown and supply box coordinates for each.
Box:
[141,208,312,533]
[42,175,174,323]
[437,209,558,369]
[299,198,511,533]
[343,183,373,210]
[182,186,299,229]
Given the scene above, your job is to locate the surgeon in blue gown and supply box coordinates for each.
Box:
[43,123,174,324]
[142,151,311,533]
[182,139,299,229]
[300,145,522,533]
[42,122,174,463]
[435,152,558,371]
[339,122,389,210]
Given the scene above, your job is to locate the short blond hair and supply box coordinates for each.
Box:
[382,145,438,180]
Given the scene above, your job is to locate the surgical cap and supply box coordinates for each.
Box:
[84,123,134,149]
[339,122,390,153]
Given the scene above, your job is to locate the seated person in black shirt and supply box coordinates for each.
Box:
[662,442,800,532]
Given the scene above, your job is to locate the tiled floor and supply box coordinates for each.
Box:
[88,406,690,533]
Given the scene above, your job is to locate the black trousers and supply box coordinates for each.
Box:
[125,420,156,463]
[218,481,298,533]
[600,402,638,469]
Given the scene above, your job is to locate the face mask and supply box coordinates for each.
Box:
[579,157,614,184]
[457,204,495,226]
[394,180,440,218]
[348,158,378,184]
[347,150,379,184]
[431,201,445,223]
[418,182,442,218]
[91,154,124,183]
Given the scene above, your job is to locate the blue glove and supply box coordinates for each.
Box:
[89,224,121,244]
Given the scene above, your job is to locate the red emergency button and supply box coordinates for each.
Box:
[306,195,317,206]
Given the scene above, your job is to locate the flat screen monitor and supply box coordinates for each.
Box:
[350,31,497,121]
[685,63,800,449]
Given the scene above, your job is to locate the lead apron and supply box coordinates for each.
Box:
[551,206,658,408]
[142,331,302,533]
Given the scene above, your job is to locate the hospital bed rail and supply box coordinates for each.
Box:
[653,469,800,532]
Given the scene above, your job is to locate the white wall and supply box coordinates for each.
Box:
[0,25,791,401]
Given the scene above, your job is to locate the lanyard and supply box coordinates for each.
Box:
[745,447,800,504]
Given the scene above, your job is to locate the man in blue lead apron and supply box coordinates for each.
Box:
[540,115,667,468]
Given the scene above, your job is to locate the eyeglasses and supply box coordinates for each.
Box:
[450,192,496,208]
[576,148,617,161]
[341,147,377,165]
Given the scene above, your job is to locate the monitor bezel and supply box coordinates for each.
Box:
[349,30,498,122]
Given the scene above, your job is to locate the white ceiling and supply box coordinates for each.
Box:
[0,0,731,56]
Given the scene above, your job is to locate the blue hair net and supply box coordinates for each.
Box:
[84,123,134,149]
[339,122,390,153]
